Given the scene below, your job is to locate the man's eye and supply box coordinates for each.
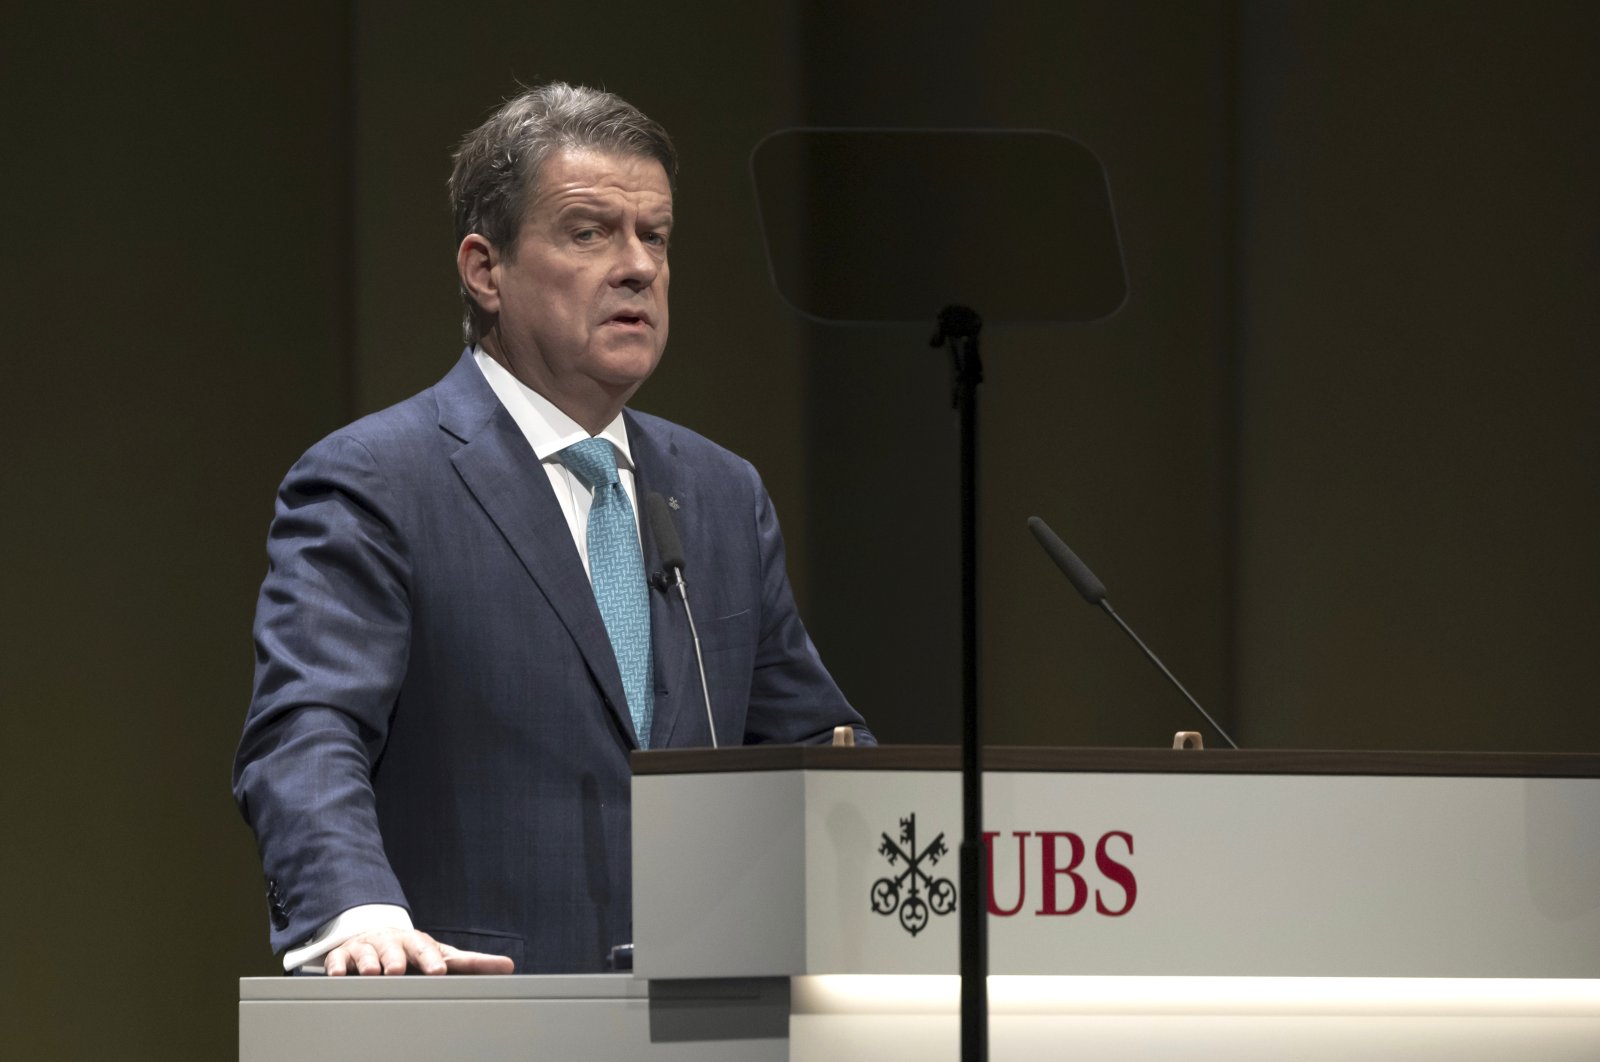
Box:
[573,228,601,242]
[642,232,668,248]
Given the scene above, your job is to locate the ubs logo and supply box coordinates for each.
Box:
[984,830,1137,917]
[871,814,957,936]
[870,816,1139,936]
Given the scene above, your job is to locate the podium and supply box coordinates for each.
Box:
[241,747,1600,1059]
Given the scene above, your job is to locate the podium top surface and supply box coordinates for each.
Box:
[631,745,1600,778]
[240,974,642,1002]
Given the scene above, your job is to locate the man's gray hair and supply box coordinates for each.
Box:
[449,82,678,344]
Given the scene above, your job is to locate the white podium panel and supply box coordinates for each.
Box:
[632,749,1600,979]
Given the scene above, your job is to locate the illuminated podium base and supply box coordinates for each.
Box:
[237,972,1600,1061]
[788,974,1600,1060]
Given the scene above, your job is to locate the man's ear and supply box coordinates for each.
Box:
[457,233,500,316]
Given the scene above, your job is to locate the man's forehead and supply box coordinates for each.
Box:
[533,148,673,211]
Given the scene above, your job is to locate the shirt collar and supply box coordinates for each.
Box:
[472,346,635,471]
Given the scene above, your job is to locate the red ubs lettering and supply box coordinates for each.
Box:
[981,830,1137,917]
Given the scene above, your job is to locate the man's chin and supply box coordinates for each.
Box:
[587,344,666,389]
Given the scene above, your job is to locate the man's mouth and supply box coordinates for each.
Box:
[604,311,652,328]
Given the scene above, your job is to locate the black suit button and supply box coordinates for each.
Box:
[266,878,290,930]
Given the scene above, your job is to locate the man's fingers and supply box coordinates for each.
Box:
[324,931,414,976]
[404,936,447,976]
[326,939,380,976]
[379,939,409,976]
[438,944,515,975]
[353,940,384,976]
[321,931,509,976]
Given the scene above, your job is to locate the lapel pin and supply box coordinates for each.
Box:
[668,496,681,510]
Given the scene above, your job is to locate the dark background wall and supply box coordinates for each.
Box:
[3,2,1595,1056]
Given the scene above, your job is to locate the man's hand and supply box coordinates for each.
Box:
[324,928,515,976]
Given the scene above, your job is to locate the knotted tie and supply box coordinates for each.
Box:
[558,438,654,747]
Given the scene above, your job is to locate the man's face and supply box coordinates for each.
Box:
[482,148,673,423]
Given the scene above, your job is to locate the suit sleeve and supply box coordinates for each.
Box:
[740,474,876,747]
[232,433,414,956]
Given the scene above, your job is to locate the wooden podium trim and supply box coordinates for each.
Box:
[631,745,1600,778]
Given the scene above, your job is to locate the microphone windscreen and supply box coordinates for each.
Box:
[645,492,687,571]
[1027,516,1107,604]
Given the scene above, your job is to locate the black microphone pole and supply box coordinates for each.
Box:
[645,492,720,749]
[933,305,987,1062]
[1026,516,1239,749]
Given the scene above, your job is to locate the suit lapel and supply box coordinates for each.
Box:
[435,352,638,747]
[627,412,698,750]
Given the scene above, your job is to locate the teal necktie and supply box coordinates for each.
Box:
[559,438,654,748]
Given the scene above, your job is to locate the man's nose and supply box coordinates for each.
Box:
[611,233,661,290]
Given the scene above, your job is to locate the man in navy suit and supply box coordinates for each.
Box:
[234,83,871,976]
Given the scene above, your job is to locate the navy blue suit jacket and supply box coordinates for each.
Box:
[234,351,869,972]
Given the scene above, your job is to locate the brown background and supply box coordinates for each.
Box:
[3,1,1596,1056]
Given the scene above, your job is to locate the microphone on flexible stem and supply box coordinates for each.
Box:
[645,492,719,749]
[1027,516,1240,750]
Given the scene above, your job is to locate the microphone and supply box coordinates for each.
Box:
[1027,516,1239,749]
[647,493,687,573]
[645,492,719,749]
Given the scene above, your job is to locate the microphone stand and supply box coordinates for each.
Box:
[931,305,987,1062]
[747,129,1127,1062]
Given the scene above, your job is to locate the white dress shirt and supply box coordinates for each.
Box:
[472,346,644,571]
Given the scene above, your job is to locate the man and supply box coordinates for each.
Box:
[234,82,871,977]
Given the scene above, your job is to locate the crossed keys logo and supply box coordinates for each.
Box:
[871,813,956,936]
